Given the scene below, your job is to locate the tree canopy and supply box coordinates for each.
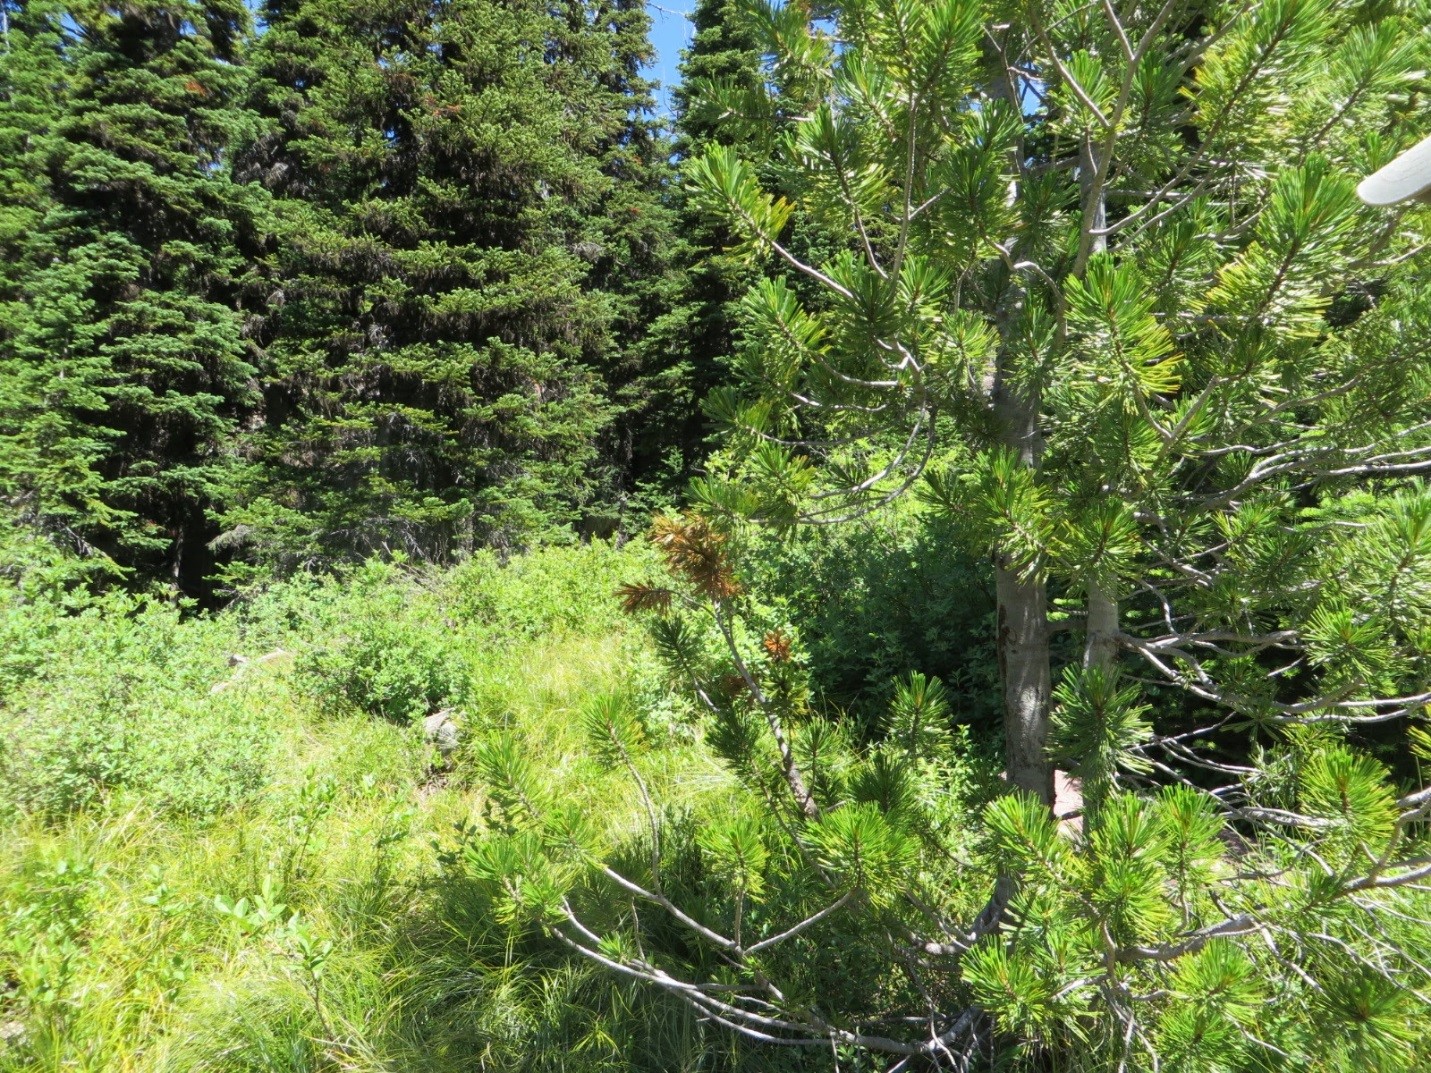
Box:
[0,0,266,589]
[0,0,690,591]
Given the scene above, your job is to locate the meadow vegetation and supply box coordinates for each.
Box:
[1,540,654,1070]
[0,522,996,1071]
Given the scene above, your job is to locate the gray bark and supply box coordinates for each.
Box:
[1077,135,1120,677]
[980,54,1057,807]
[995,566,1053,801]
[992,269,1053,805]
[996,565,1053,803]
[1074,136,1109,273]
[1083,584,1119,672]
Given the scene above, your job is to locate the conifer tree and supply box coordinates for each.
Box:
[646,0,775,482]
[227,0,682,568]
[0,1,63,318]
[688,0,1431,803]
[671,0,766,150]
[468,1,1431,1067]
[555,0,695,523]
[0,3,68,545]
[0,0,265,590]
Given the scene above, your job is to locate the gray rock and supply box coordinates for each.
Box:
[423,709,459,754]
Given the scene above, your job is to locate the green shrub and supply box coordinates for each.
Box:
[445,539,659,641]
[0,596,277,817]
[3,691,275,819]
[743,506,1001,729]
[295,613,466,724]
[289,560,468,724]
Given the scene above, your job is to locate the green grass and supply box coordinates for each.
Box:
[0,542,737,1072]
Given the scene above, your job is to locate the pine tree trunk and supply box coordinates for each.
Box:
[1083,584,1119,672]
[984,48,1057,805]
[996,564,1053,803]
[992,270,1053,804]
[1076,135,1119,678]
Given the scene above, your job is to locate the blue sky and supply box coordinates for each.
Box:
[645,0,698,114]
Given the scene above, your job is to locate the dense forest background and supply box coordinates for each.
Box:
[0,0,750,596]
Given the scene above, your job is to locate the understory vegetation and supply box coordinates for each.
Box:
[0,521,1006,1071]
[7,512,1431,1070]
[0,540,704,1070]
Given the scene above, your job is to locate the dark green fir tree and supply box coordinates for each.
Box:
[0,1,64,322]
[648,0,798,483]
[547,0,693,529]
[0,0,267,592]
[670,0,766,151]
[227,0,683,570]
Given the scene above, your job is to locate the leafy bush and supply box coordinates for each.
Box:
[295,605,467,724]
[445,539,660,641]
[283,559,467,724]
[289,545,661,725]
[0,596,277,817]
[0,543,660,821]
[743,506,1002,729]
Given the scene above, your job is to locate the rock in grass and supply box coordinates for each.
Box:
[423,709,459,755]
